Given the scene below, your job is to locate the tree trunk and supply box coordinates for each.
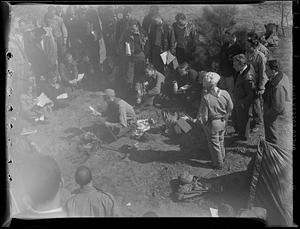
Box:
[281,0,285,37]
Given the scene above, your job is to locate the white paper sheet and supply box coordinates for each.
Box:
[160,51,168,65]
[36,93,52,107]
[166,51,176,65]
[56,93,68,99]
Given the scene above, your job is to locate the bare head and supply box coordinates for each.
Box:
[75,166,92,187]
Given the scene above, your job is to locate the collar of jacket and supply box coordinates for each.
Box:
[240,64,250,76]
[269,71,283,88]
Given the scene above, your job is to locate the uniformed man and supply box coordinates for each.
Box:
[263,59,292,152]
[65,166,120,217]
[232,54,256,142]
[196,72,233,169]
[98,89,136,129]
[246,36,268,132]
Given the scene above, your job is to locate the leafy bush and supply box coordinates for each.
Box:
[194,6,238,57]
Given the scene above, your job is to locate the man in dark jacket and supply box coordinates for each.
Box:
[118,19,148,98]
[147,16,176,74]
[172,13,196,64]
[232,54,256,142]
[263,59,292,151]
[219,30,244,98]
[142,5,160,35]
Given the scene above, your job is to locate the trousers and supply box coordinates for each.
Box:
[203,119,226,166]
[251,94,263,127]
[232,102,251,139]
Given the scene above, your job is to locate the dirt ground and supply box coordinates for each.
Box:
[9,3,292,217]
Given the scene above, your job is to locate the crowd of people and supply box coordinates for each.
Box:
[8,5,292,219]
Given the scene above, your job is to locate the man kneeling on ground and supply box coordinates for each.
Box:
[97,89,136,133]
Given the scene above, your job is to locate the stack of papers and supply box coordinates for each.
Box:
[176,118,192,133]
[69,73,85,84]
[160,51,176,65]
[56,93,68,99]
[36,93,52,107]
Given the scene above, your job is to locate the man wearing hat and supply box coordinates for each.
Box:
[142,5,160,35]
[196,72,233,169]
[263,59,292,152]
[97,89,136,130]
[232,54,256,142]
[247,32,270,60]
[65,166,120,217]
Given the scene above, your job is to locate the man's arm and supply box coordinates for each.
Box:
[118,102,128,128]
[241,76,256,107]
[60,18,68,46]
[196,97,208,125]
[257,54,268,92]
[272,85,288,116]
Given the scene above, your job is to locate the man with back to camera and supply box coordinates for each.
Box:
[64,166,120,217]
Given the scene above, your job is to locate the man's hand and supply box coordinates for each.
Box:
[257,90,265,96]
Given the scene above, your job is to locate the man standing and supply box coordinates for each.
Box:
[118,19,147,98]
[246,37,268,132]
[219,30,244,98]
[44,6,68,63]
[147,16,175,74]
[65,166,120,217]
[172,13,196,64]
[263,59,292,151]
[232,54,256,142]
[196,72,233,169]
[142,5,160,35]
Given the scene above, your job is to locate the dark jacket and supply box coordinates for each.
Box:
[263,71,292,150]
[59,60,78,82]
[172,21,196,51]
[219,41,244,78]
[233,64,256,107]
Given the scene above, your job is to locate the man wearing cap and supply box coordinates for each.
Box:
[263,59,292,151]
[247,32,270,60]
[246,36,268,132]
[142,5,160,35]
[232,54,256,142]
[65,166,120,217]
[196,72,233,169]
[97,89,136,129]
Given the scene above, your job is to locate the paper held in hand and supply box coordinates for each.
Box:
[36,93,52,107]
[56,93,68,99]
[160,51,176,65]
[89,106,101,116]
[69,73,85,84]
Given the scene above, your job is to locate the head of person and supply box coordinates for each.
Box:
[75,166,92,188]
[224,30,237,43]
[102,88,116,103]
[203,72,220,90]
[64,53,73,64]
[210,58,220,72]
[233,54,247,72]
[149,5,159,16]
[177,62,190,77]
[47,6,57,18]
[246,32,259,52]
[56,6,63,16]
[144,63,156,78]
[266,59,280,79]
[22,155,63,209]
[175,13,186,26]
[123,6,133,20]
[129,19,140,34]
